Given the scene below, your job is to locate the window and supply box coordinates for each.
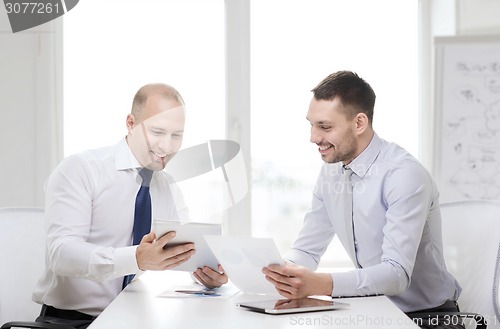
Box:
[64,0,419,267]
[63,0,225,220]
[64,0,225,155]
[250,0,419,267]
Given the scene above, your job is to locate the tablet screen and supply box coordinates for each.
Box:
[237,297,349,315]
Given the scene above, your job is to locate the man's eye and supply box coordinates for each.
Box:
[320,126,332,130]
[150,130,163,135]
[172,133,183,139]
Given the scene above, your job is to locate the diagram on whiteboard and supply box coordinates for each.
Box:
[436,38,500,202]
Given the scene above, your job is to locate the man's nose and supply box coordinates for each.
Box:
[310,127,322,144]
[157,135,175,153]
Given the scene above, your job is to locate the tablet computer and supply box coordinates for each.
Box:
[236,297,349,315]
[154,220,222,272]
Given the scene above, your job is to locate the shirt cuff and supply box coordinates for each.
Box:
[114,245,141,276]
[284,249,320,270]
[331,271,357,297]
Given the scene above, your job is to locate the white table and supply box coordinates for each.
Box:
[88,271,420,329]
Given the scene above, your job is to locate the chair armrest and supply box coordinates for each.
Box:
[0,321,76,329]
[407,311,487,329]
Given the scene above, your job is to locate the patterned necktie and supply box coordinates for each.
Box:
[123,168,154,288]
[341,165,360,267]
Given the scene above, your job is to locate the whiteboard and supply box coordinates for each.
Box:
[434,35,500,202]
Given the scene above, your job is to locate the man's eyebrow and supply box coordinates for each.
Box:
[148,126,166,131]
[306,117,332,125]
[148,126,185,134]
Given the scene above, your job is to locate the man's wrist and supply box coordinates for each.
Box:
[317,272,334,296]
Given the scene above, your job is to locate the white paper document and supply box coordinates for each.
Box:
[204,235,284,295]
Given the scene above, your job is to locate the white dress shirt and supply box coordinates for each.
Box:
[32,139,188,316]
[285,133,461,313]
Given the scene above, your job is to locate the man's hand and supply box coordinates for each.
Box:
[193,264,228,289]
[262,263,333,299]
[136,231,195,271]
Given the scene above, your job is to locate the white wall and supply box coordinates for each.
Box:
[0,1,499,208]
[457,0,500,35]
[0,11,62,208]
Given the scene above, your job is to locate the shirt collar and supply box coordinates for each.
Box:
[114,137,141,171]
[348,132,382,178]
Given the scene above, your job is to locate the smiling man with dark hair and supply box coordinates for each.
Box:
[263,71,463,329]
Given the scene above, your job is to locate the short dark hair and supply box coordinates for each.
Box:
[311,71,375,125]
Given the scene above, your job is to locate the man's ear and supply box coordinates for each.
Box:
[354,113,369,135]
[126,114,135,132]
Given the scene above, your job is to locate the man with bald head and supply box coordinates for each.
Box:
[33,84,227,328]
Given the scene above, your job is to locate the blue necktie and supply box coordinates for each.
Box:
[123,168,154,288]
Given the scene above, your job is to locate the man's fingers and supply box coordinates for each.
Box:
[194,267,221,284]
[263,267,294,286]
[266,274,294,298]
[266,264,295,276]
[263,266,303,299]
[201,265,226,278]
[163,242,195,257]
[193,266,228,288]
[276,288,293,299]
[136,232,197,271]
[155,230,176,245]
[264,271,292,289]
[163,255,191,270]
[192,271,210,287]
[161,249,195,269]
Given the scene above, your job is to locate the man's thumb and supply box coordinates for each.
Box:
[140,231,156,243]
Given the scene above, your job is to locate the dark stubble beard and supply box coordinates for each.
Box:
[323,127,357,164]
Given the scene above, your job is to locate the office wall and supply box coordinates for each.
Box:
[0,1,499,208]
[0,11,62,208]
[457,0,500,35]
